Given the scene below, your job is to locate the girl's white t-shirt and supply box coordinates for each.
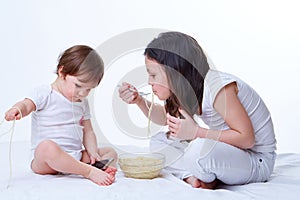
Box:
[26,85,91,160]
[198,70,276,153]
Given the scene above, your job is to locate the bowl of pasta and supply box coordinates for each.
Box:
[118,152,165,179]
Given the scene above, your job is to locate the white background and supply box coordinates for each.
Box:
[0,0,299,153]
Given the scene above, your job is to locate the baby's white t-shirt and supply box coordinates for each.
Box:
[26,85,91,160]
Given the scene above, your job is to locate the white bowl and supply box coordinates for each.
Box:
[118,152,165,179]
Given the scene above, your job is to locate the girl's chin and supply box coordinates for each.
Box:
[155,94,167,101]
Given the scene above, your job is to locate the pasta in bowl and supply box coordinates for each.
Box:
[118,152,165,179]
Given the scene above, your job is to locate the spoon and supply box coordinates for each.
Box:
[117,85,150,96]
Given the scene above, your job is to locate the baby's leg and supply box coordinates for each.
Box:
[98,147,118,175]
[31,140,114,186]
[81,147,118,176]
[97,147,118,167]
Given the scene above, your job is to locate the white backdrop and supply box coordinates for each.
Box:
[0,0,299,153]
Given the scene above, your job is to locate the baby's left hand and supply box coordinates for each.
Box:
[88,152,101,165]
[167,108,198,140]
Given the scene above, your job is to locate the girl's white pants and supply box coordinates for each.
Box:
[150,131,276,185]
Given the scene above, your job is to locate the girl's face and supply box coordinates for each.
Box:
[145,57,171,100]
[59,72,97,102]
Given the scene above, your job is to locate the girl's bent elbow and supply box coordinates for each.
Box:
[246,141,255,149]
[244,136,255,149]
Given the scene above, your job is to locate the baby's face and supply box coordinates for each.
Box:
[62,75,97,102]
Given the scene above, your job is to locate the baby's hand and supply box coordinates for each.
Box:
[5,107,22,121]
[88,152,101,165]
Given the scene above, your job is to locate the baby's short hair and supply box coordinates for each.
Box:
[57,45,104,85]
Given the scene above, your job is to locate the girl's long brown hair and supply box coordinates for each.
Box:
[144,32,210,118]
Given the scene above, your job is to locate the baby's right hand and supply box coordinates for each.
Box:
[118,82,142,104]
[5,108,21,121]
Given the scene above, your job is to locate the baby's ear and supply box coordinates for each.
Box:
[58,66,66,79]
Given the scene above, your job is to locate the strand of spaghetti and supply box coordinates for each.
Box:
[0,118,7,137]
[0,118,15,137]
[71,96,84,142]
[147,93,154,137]
[0,106,21,188]
[7,119,15,188]
[0,117,15,188]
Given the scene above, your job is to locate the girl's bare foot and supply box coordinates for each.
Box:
[86,166,115,186]
[184,176,218,189]
[184,176,201,188]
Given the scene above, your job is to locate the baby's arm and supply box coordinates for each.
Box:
[82,119,100,164]
[5,98,36,121]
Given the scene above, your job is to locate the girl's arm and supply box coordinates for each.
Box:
[5,98,36,121]
[196,82,255,149]
[118,83,167,126]
[82,119,101,164]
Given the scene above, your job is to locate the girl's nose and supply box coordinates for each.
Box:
[148,78,153,86]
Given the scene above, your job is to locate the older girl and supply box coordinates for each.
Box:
[119,31,276,189]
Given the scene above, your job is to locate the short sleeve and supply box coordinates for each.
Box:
[82,98,91,120]
[26,85,52,111]
[205,70,236,103]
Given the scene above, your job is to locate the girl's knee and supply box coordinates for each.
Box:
[150,131,169,151]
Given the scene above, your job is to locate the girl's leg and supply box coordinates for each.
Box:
[184,138,253,185]
[183,176,219,189]
[150,131,193,180]
[31,140,114,186]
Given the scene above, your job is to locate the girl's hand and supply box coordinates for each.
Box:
[167,108,198,140]
[118,82,142,104]
[5,107,22,121]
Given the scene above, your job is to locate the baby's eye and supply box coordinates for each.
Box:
[75,83,82,88]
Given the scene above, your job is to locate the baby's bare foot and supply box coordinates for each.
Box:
[87,167,115,186]
[105,166,117,176]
